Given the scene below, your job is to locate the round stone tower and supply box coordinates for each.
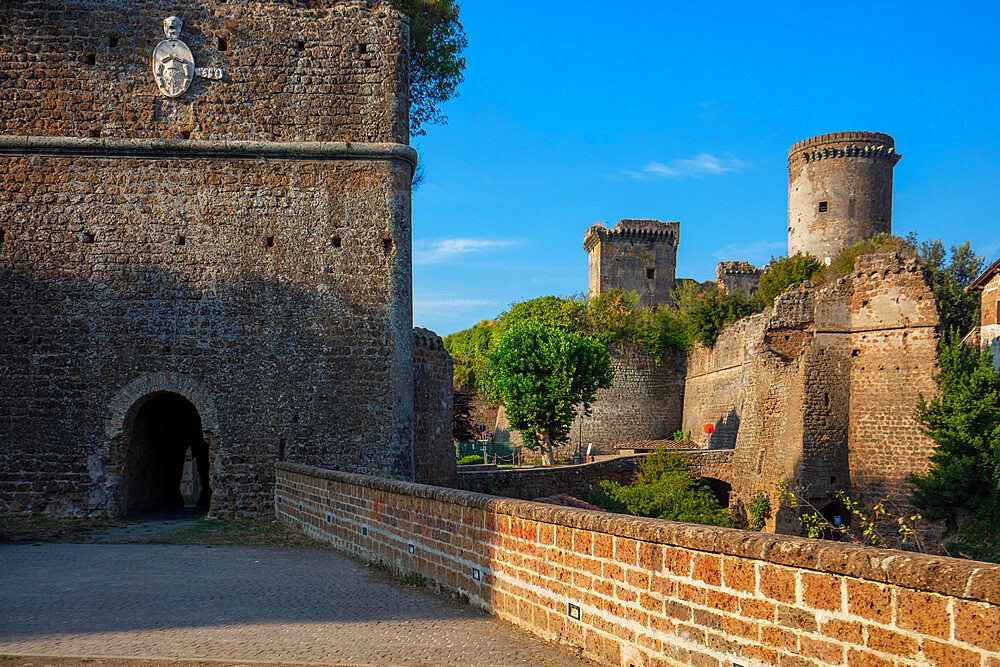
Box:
[787,131,901,262]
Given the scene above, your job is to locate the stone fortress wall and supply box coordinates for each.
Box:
[0,0,437,517]
[681,253,940,526]
[412,328,457,486]
[494,343,686,461]
[584,219,679,308]
[788,131,901,262]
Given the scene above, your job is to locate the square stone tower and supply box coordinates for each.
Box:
[0,0,418,518]
[583,219,679,307]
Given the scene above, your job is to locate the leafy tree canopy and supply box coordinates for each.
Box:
[912,332,1000,561]
[682,286,763,348]
[389,0,467,136]
[487,321,612,464]
[918,239,985,339]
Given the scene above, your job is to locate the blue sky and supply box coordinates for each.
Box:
[411,1,1000,336]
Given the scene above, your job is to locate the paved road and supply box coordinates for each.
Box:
[0,544,593,666]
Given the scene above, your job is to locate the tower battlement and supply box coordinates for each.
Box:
[584,219,679,307]
[788,131,900,262]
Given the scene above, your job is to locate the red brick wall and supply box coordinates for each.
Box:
[277,462,1000,667]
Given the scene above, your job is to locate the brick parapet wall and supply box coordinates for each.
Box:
[277,462,1000,667]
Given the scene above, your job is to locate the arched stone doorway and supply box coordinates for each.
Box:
[122,392,212,515]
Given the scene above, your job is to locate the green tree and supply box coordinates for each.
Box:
[495,295,586,338]
[758,253,823,306]
[589,449,733,527]
[919,240,985,338]
[443,319,496,391]
[824,232,917,280]
[912,333,1000,561]
[488,322,612,464]
[389,0,467,136]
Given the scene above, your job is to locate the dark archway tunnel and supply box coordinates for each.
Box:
[124,392,211,515]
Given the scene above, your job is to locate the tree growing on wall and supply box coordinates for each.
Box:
[389,0,467,136]
[487,321,612,465]
[912,332,1000,561]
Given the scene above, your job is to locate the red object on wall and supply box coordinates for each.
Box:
[703,423,715,434]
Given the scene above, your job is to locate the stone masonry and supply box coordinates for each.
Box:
[788,132,901,263]
[681,252,940,530]
[584,219,679,308]
[715,260,762,297]
[0,1,433,517]
[412,328,457,486]
[494,343,686,461]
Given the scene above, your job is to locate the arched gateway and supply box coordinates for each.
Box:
[108,373,218,516]
[121,392,211,515]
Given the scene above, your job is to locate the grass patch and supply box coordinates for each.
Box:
[400,573,427,587]
[135,517,324,548]
[0,516,124,543]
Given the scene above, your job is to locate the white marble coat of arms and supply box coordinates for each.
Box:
[152,16,195,98]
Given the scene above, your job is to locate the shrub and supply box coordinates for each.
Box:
[587,449,733,527]
[671,429,692,441]
[746,491,771,532]
[456,454,484,466]
[758,253,823,306]
[912,331,1000,561]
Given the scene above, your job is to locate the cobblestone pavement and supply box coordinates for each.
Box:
[0,544,594,666]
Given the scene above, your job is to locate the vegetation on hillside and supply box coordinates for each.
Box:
[588,449,734,527]
[487,321,612,464]
[389,0,467,135]
[912,333,1000,561]
[445,287,759,394]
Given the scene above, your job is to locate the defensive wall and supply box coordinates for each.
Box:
[496,343,686,462]
[278,462,1000,667]
[412,328,456,486]
[681,253,939,528]
[0,1,421,517]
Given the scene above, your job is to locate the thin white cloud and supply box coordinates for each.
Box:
[712,240,786,263]
[621,153,745,181]
[413,238,521,265]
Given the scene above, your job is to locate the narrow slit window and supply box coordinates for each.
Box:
[818,201,828,213]
[175,234,185,246]
[359,43,368,54]
[89,129,101,138]
[646,268,655,280]
[0,229,5,244]
[85,53,96,66]
[109,36,119,48]
[383,238,393,254]
[296,40,306,52]
[331,236,341,248]
[996,300,1000,325]
[265,235,274,248]
[217,37,228,51]
[83,232,95,244]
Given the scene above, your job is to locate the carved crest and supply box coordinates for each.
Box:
[152,16,195,98]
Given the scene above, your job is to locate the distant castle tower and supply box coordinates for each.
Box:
[788,132,901,262]
[583,219,679,307]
